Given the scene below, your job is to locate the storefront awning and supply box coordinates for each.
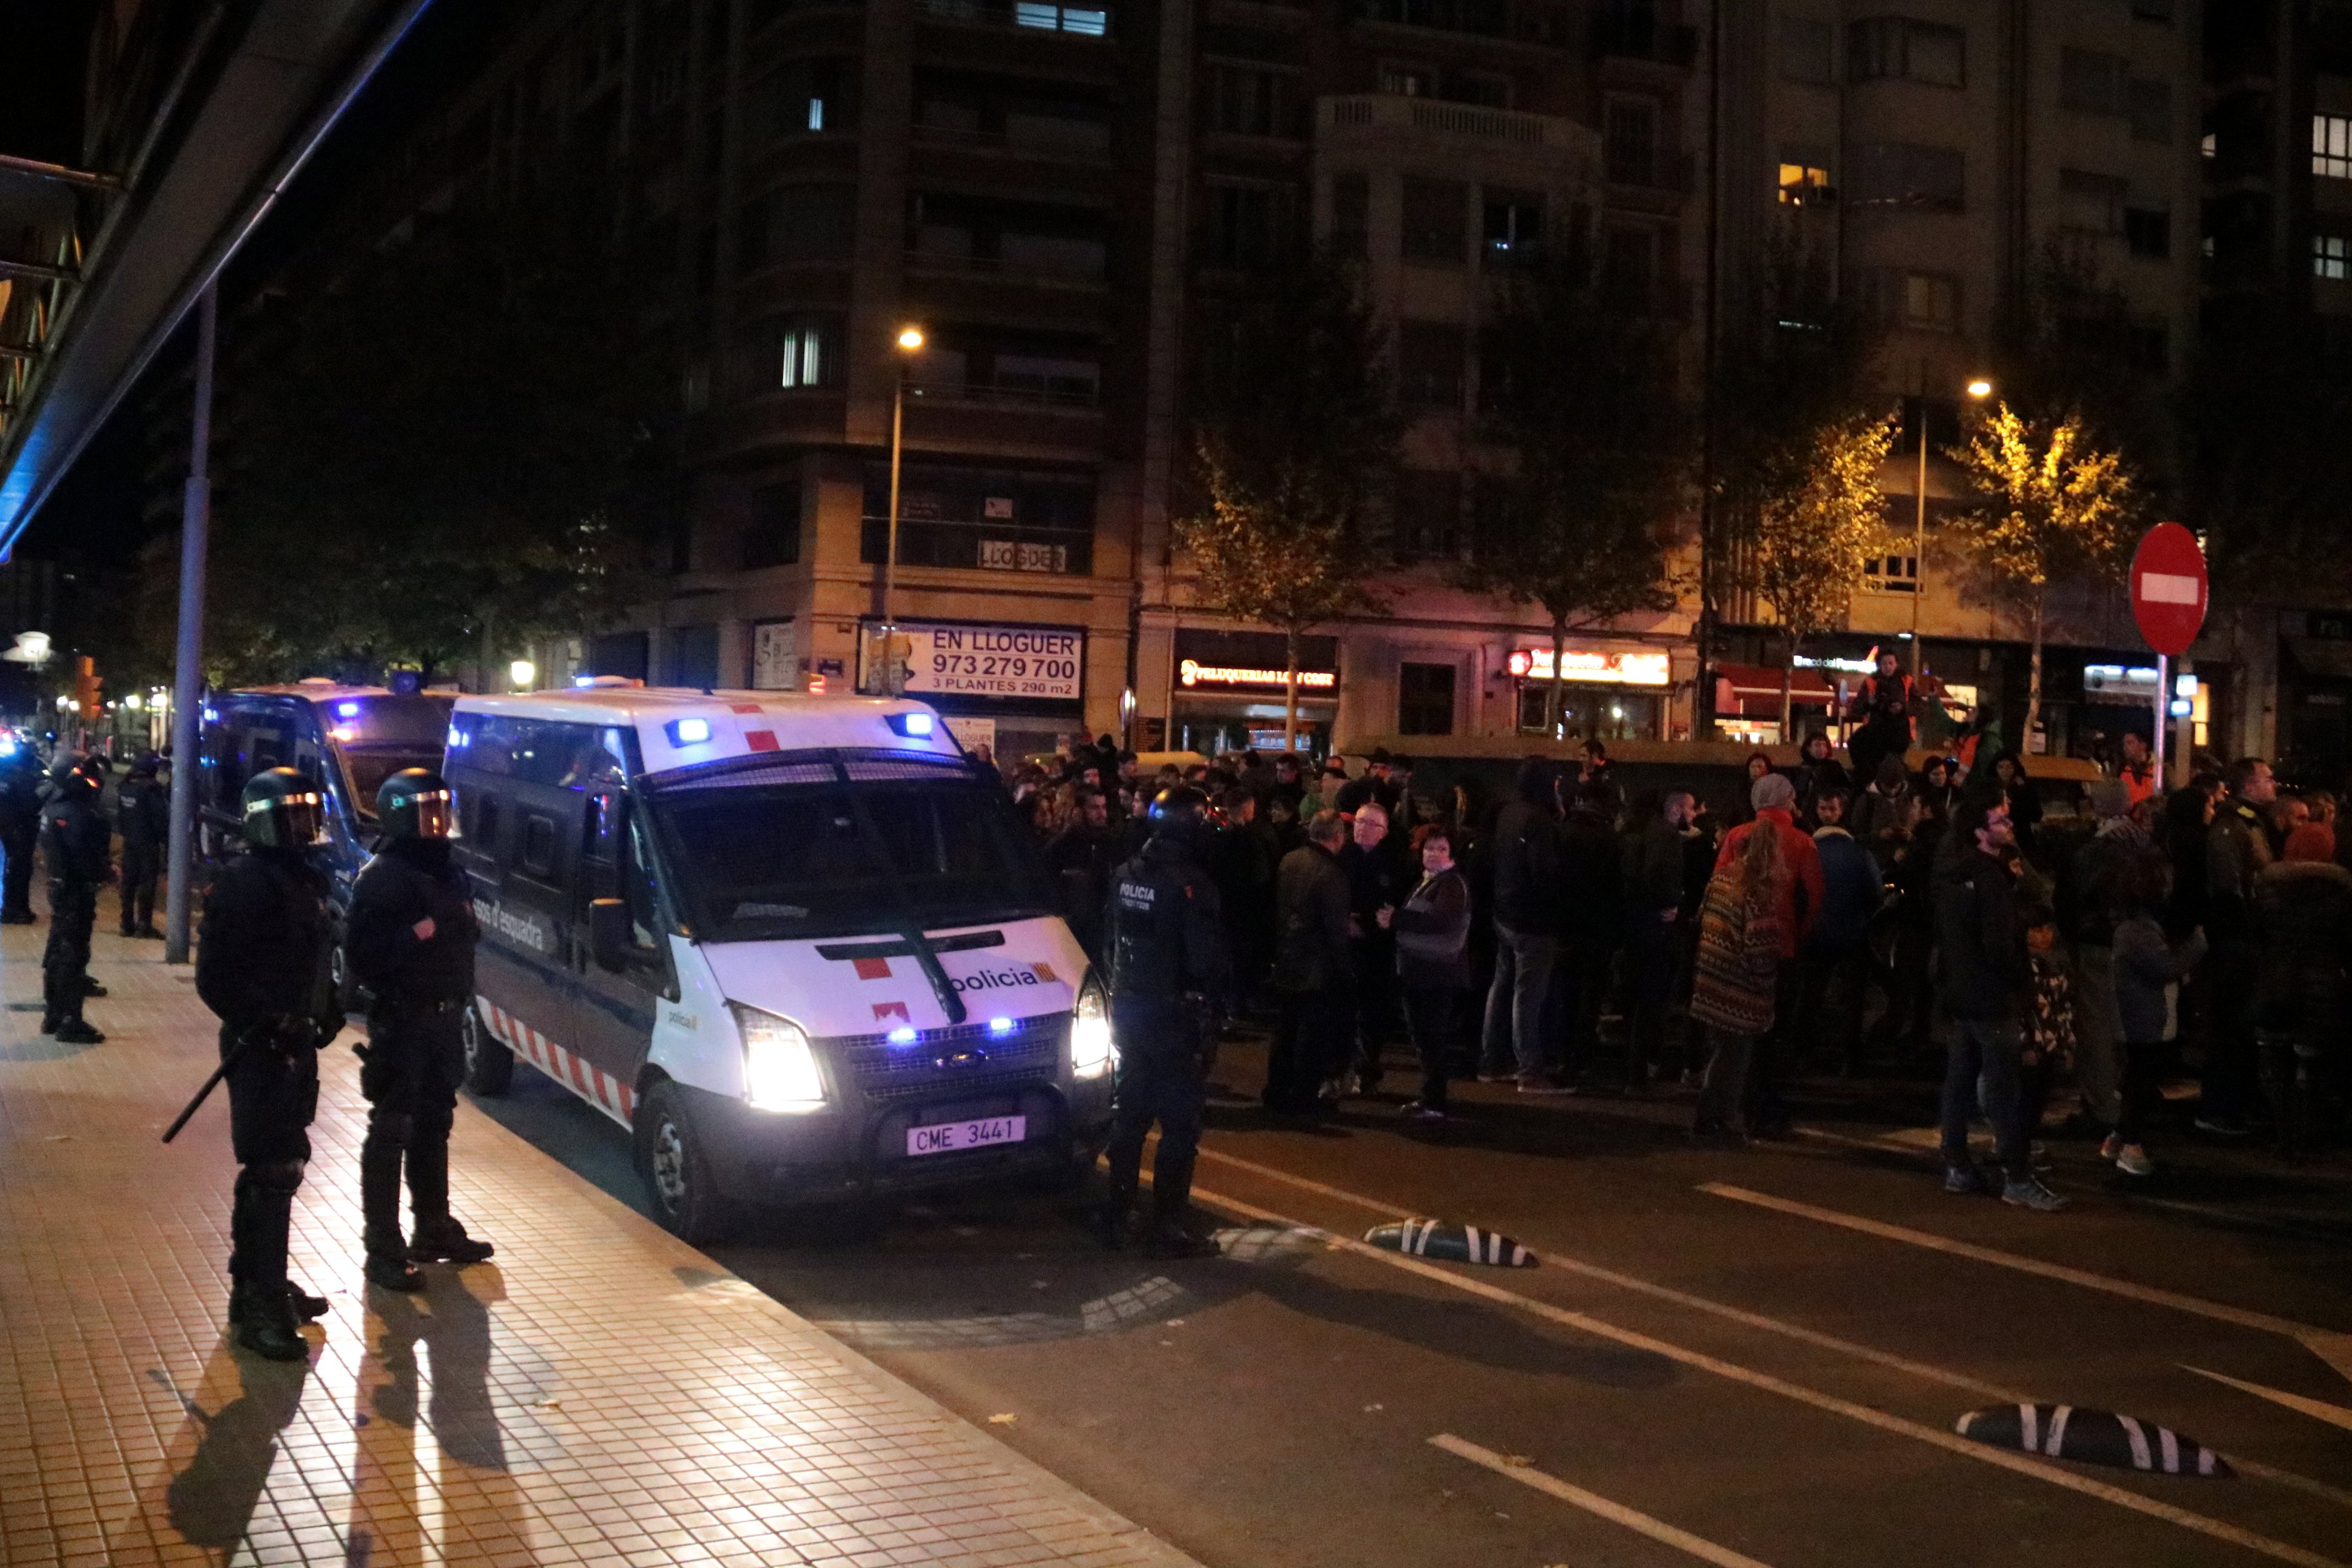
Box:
[1714,662,1835,720]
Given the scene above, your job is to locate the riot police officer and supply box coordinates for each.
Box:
[0,737,42,923]
[1099,785,1231,1257]
[39,760,109,1042]
[348,769,492,1291]
[195,769,342,1361]
[116,752,170,938]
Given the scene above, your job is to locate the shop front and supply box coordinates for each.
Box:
[1507,645,1672,741]
[1712,662,1836,746]
[858,617,1087,764]
[1168,629,1339,756]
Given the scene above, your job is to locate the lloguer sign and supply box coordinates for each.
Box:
[863,620,1086,702]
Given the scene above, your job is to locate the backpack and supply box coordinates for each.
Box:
[1690,862,1783,1036]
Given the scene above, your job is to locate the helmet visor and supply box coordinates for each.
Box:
[407,789,459,840]
[280,792,329,847]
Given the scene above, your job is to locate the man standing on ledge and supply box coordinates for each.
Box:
[196,769,342,1360]
[348,769,493,1290]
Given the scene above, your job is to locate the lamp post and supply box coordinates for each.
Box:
[1909,375,1994,678]
[880,324,925,695]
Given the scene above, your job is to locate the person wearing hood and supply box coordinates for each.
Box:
[1479,758,1567,1091]
[1798,789,1881,1074]
[1794,732,1850,829]
[1709,772,1822,1133]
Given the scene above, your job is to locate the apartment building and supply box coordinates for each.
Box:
[1132,0,1709,755]
[1707,0,2207,754]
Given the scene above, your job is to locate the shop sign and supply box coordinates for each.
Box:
[1507,647,1671,687]
[978,538,1068,573]
[943,716,997,755]
[1178,660,1336,691]
[866,621,1085,701]
[750,619,798,690]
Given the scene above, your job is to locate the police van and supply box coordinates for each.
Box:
[198,679,458,998]
[442,684,1115,1240]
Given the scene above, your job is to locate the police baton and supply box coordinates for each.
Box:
[161,1034,253,1145]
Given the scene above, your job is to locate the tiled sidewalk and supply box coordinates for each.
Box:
[0,908,1202,1567]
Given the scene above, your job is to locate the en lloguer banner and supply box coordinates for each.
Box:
[860,620,1085,701]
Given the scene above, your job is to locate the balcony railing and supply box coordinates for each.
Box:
[1321,94,1592,151]
[910,117,1113,162]
[916,0,1110,37]
[906,380,1101,410]
[903,246,1109,286]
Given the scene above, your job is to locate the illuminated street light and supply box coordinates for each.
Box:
[124,694,143,710]
[1966,378,1994,399]
[509,658,537,690]
[896,325,925,352]
[1909,377,1997,677]
[880,325,927,695]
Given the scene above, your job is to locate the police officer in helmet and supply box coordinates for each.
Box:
[116,751,170,938]
[195,769,343,1360]
[39,757,111,1042]
[349,769,491,1291]
[1099,785,1231,1257]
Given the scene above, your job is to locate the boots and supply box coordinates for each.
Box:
[229,1172,309,1360]
[405,1139,494,1264]
[229,1282,330,1329]
[360,1131,423,1290]
[230,1285,309,1362]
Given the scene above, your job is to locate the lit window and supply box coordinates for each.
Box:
[2317,235,2352,282]
[781,322,827,386]
[1778,162,1832,203]
[2316,115,2352,181]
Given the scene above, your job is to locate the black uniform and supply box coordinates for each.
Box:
[0,750,41,922]
[1100,832,1231,1240]
[116,768,170,936]
[195,847,340,1304]
[39,783,109,1033]
[346,838,482,1264]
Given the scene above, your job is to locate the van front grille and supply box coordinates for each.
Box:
[828,1014,1067,1101]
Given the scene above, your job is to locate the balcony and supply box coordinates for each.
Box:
[910,115,1113,164]
[903,243,1109,288]
[1591,15,1698,68]
[906,379,1101,410]
[1323,94,1587,150]
[1604,145,1696,197]
[916,0,1109,37]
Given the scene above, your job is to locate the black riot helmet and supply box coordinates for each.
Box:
[376,768,458,842]
[1146,784,1210,852]
[241,767,328,850]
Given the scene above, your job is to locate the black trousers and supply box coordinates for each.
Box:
[1265,986,1351,1113]
[1401,985,1455,1109]
[224,1026,319,1293]
[1106,1042,1206,1225]
[2,827,35,917]
[1349,940,1398,1085]
[358,1008,466,1253]
[41,879,96,1026]
[119,842,161,932]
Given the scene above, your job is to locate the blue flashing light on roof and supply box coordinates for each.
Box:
[988,1016,1015,1036]
[336,701,361,718]
[667,717,711,746]
[887,711,935,739]
[886,1026,919,1046]
[447,726,469,748]
[574,675,598,688]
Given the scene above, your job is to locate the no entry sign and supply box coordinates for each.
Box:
[2131,522,2207,657]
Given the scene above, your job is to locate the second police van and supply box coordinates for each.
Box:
[441,683,1115,1239]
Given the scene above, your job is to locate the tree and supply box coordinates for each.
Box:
[1747,412,1899,732]
[1178,251,1397,751]
[1461,257,1687,734]
[1948,403,2136,742]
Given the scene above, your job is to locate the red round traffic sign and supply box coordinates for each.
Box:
[2130,521,2207,657]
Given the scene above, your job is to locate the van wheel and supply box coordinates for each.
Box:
[460,1004,514,1096]
[635,1082,732,1244]
[328,934,353,1014]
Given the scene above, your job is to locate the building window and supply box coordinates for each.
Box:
[1602,224,1661,308]
[1331,172,1370,258]
[1848,17,1964,88]
[2059,168,2128,235]
[2127,80,2171,141]
[1397,662,1457,735]
[2125,203,2170,259]
[1401,176,1468,264]
[1604,97,1660,186]
[1202,181,1292,268]
[1864,553,1918,593]
[1393,471,1462,559]
[2316,116,2352,181]
[743,478,804,569]
[776,317,836,388]
[1848,141,1964,210]
[1875,270,1959,331]
[2317,234,2352,281]
[738,183,854,273]
[1482,191,1542,263]
[1014,3,1109,36]
[1207,64,1294,137]
[1396,324,1466,409]
[1779,17,1834,85]
[1778,153,1832,204]
[751,58,850,139]
[2059,48,2128,115]
[1379,59,1438,96]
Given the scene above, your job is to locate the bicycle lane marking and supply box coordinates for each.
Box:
[1429,1434,1776,1568]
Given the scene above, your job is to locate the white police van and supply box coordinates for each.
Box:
[443,684,1115,1240]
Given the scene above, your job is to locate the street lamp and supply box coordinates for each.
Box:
[1909,375,1995,678]
[509,658,536,690]
[880,324,925,695]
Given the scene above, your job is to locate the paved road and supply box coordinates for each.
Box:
[471,1035,2352,1568]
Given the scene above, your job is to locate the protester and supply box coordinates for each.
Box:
[2109,856,2206,1177]
[1481,759,1567,1093]
[1266,811,1352,1117]
[1710,772,1822,1135]
[2117,730,2160,810]
[1393,825,1472,1124]
[2019,903,2075,1152]
[1798,789,1880,1074]
[1794,732,1850,827]
[2250,829,2352,1157]
[2056,782,2158,1138]
[1554,778,1624,1084]
[1845,651,1917,787]
[2201,758,2277,1137]
[1339,802,1407,1095]
[1690,806,1789,1146]
[1622,789,1691,1090]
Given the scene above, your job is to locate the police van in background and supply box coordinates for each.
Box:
[197,678,458,999]
[443,683,1115,1240]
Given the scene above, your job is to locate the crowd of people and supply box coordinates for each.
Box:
[1012,720,2348,1217]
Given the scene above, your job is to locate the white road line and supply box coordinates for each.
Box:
[1697,1183,2343,1344]
[1429,1434,1776,1568]
[2186,1368,2352,1435]
[1187,1175,2352,1564]
[1194,1146,2352,1515]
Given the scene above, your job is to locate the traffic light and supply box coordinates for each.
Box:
[73,656,100,720]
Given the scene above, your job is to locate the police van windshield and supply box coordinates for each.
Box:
[647,761,1055,943]
[316,696,454,820]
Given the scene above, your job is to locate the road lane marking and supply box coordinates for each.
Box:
[2186,1368,2352,1435]
[1189,1180,2348,1568]
[1697,1182,2349,1350]
[1430,1434,1775,1568]
[1194,1145,2352,1510]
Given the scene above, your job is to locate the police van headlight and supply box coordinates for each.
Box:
[1071,978,1115,1080]
[731,1004,826,1112]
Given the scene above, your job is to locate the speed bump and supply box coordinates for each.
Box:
[1957,1403,2231,1477]
[1364,1219,1538,1267]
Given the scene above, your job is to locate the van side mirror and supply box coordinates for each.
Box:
[590,899,633,972]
